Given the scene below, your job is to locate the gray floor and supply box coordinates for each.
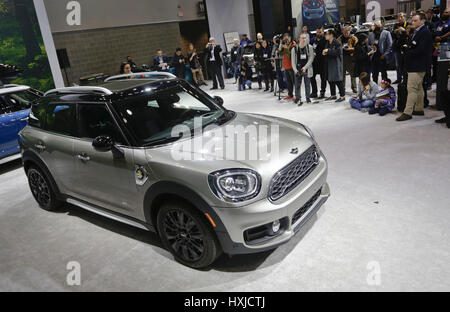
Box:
[1,72,449,291]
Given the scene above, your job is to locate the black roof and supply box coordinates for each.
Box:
[100,78,178,93]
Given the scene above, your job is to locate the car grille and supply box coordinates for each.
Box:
[292,188,322,226]
[268,145,320,201]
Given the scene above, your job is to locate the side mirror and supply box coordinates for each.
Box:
[214,96,224,106]
[92,136,114,152]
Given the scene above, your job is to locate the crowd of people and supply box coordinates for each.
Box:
[118,7,449,128]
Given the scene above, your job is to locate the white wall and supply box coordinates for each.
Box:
[205,0,252,52]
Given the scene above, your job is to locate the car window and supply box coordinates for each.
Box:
[44,103,76,136]
[77,104,125,144]
[113,84,224,146]
[0,90,39,115]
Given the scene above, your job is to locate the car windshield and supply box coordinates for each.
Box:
[0,90,40,114]
[113,83,229,146]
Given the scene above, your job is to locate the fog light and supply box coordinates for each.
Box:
[272,220,281,233]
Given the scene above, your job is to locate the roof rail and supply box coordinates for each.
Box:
[44,86,113,97]
[0,85,30,95]
[104,71,176,82]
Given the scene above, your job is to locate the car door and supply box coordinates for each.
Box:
[28,101,77,195]
[72,103,138,217]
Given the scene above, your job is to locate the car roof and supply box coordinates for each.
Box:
[99,78,178,93]
[0,84,30,96]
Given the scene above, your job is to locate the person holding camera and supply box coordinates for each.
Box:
[272,35,286,92]
[397,12,433,122]
[204,37,225,90]
[187,43,207,86]
[278,33,296,100]
[392,13,409,84]
[323,29,346,103]
[291,33,314,106]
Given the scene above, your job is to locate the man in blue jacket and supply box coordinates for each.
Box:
[153,49,169,72]
[397,12,433,122]
[368,21,393,83]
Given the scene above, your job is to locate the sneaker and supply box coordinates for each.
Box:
[306,99,312,103]
[435,117,447,124]
[294,97,300,104]
[298,101,304,107]
[335,97,345,103]
[318,94,326,99]
[396,114,412,121]
[325,96,337,101]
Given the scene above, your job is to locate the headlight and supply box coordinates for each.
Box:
[208,169,261,202]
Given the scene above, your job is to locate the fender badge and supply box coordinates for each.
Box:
[135,165,149,186]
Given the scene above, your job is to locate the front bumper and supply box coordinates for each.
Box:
[213,156,330,255]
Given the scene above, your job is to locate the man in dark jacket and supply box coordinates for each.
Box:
[310,27,327,99]
[323,29,345,103]
[397,12,433,122]
[171,48,186,79]
[204,37,225,90]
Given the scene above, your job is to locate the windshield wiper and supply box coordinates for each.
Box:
[144,135,182,147]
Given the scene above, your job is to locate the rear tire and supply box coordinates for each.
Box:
[157,201,221,269]
[27,166,63,211]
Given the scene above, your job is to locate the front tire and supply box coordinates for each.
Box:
[157,201,221,269]
[27,166,62,211]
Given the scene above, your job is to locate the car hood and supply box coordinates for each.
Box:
[158,112,314,175]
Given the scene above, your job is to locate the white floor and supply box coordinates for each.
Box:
[1,73,449,291]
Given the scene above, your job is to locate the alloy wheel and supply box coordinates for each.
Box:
[162,209,205,262]
[29,170,51,207]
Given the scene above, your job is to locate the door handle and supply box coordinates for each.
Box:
[76,154,91,162]
[34,143,46,151]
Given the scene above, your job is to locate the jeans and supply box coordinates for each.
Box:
[329,81,345,97]
[238,77,252,91]
[294,73,311,100]
[349,98,375,110]
[284,69,295,97]
[369,106,390,116]
[233,63,240,80]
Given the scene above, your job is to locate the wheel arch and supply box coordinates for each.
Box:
[143,181,227,234]
[22,150,63,200]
